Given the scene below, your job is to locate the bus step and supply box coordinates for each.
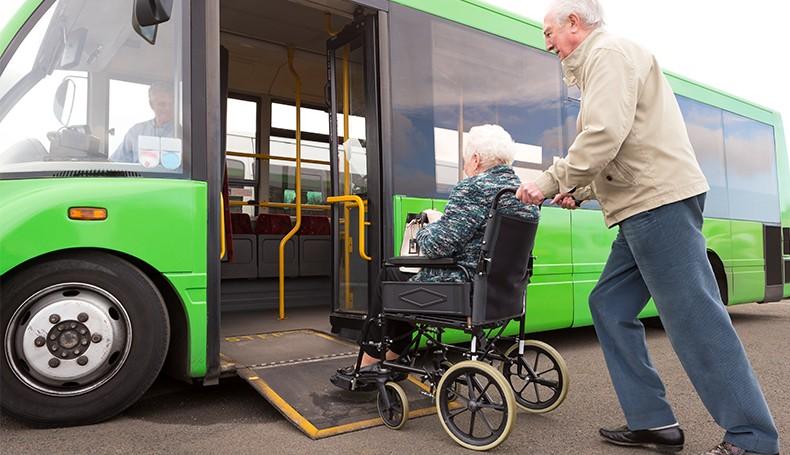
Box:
[221,329,435,439]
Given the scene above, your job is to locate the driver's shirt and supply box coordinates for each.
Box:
[110,119,175,163]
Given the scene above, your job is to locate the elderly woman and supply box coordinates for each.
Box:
[334,124,540,377]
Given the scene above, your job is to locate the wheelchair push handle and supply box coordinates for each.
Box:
[495,186,546,211]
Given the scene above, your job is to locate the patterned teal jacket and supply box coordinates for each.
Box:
[413,165,540,282]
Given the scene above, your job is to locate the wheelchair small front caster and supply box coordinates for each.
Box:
[377,381,409,430]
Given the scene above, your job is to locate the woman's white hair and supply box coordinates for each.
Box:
[549,0,605,29]
[463,124,515,169]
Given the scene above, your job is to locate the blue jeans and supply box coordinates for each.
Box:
[589,194,779,454]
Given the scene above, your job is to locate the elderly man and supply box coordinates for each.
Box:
[516,1,780,454]
[110,81,175,163]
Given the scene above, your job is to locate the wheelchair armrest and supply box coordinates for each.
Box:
[385,256,457,267]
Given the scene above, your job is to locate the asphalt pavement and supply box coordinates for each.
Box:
[2,300,788,454]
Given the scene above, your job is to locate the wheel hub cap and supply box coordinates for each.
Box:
[6,283,132,396]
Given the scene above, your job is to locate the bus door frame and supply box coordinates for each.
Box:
[326,12,385,333]
[192,0,222,384]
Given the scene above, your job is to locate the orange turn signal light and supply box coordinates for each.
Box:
[68,207,107,221]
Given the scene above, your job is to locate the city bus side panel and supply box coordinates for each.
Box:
[702,218,734,303]
[392,195,433,255]
[729,220,766,304]
[0,178,208,377]
[569,208,616,327]
[526,207,574,332]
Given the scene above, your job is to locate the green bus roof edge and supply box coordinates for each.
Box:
[0,0,45,61]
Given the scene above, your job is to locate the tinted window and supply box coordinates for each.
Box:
[389,4,563,197]
[560,99,601,210]
[676,96,729,218]
[723,111,779,223]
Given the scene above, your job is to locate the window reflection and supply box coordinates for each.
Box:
[677,96,729,218]
[390,4,563,197]
[723,111,779,223]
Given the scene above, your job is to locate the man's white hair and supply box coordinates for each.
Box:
[463,124,514,169]
[549,0,605,29]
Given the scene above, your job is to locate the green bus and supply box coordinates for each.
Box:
[1,0,788,428]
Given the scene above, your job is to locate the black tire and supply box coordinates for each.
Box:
[377,381,409,430]
[436,361,515,451]
[1,251,170,426]
[501,340,569,413]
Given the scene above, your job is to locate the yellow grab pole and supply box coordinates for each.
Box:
[278,48,302,320]
[324,13,339,36]
[219,193,226,260]
[326,195,372,261]
[341,45,353,309]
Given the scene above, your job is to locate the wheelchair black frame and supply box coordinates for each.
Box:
[349,307,537,395]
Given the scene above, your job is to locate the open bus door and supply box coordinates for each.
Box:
[326,14,383,335]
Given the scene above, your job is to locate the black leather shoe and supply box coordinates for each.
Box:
[599,425,685,453]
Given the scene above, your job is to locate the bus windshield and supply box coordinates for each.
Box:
[0,0,186,177]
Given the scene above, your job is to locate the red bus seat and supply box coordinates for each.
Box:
[256,213,298,277]
[230,212,254,235]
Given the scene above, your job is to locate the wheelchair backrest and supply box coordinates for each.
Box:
[471,188,538,325]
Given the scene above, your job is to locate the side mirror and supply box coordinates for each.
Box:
[132,17,158,45]
[53,78,76,126]
[132,0,173,44]
[134,0,173,27]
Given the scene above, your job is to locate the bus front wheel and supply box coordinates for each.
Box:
[1,251,170,426]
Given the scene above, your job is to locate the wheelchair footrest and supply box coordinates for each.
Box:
[330,371,377,392]
[330,366,409,392]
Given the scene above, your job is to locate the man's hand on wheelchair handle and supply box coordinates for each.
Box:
[516,181,545,205]
[552,192,579,210]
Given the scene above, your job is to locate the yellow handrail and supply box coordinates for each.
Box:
[341,45,352,308]
[325,13,339,37]
[229,201,330,211]
[278,47,302,321]
[226,151,330,166]
[220,193,226,260]
[326,195,371,261]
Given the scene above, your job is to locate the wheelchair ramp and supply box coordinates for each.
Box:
[221,329,436,439]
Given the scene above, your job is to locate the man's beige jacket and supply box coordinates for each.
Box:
[534,29,709,227]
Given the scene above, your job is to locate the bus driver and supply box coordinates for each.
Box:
[110,82,176,164]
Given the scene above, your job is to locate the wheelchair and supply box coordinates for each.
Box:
[331,188,570,450]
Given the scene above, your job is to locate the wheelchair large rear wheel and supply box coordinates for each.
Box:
[377,381,409,430]
[500,340,569,413]
[436,360,516,451]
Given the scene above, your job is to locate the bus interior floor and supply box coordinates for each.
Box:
[219,329,435,439]
[220,305,333,336]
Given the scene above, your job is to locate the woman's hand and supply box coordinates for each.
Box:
[422,209,443,223]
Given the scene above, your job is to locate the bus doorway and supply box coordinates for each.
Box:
[213,2,434,437]
[217,1,382,353]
